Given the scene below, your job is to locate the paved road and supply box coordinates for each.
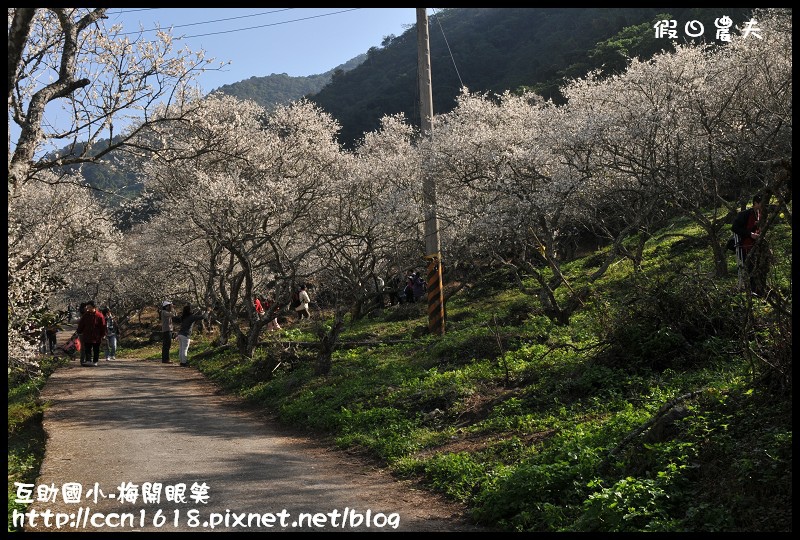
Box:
[21,355,486,532]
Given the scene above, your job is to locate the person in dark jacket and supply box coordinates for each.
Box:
[160,301,175,363]
[732,194,766,295]
[176,304,212,367]
[44,316,62,354]
[77,302,89,363]
[411,272,426,301]
[76,301,106,366]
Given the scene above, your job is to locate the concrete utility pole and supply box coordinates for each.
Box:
[417,8,445,335]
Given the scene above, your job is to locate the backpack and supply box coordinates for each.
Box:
[290,291,300,309]
[725,234,736,253]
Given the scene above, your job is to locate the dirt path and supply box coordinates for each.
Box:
[21,346,487,532]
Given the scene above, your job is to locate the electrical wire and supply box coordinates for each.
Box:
[110,8,363,40]
[181,8,360,39]
[110,8,296,35]
[431,8,464,89]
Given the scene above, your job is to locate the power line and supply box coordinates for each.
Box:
[181,8,361,39]
[110,8,363,40]
[112,8,295,35]
[431,8,464,89]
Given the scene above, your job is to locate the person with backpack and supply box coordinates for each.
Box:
[44,315,62,354]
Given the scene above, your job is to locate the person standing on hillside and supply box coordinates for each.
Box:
[76,301,106,366]
[254,296,265,319]
[732,193,767,295]
[264,294,281,331]
[160,301,176,364]
[412,272,426,302]
[295,284,311,321]
[176,304,212,367]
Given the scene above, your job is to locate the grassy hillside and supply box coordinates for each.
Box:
[9,212,791,532]
[189,213,791,531]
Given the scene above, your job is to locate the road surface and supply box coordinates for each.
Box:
[20,350,486,532]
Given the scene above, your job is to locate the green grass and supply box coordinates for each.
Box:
[8,355,68,532]
[8,213,791,532]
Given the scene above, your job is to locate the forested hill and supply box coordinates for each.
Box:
[210,53,366,107]
[306,7,754,147]
[69,55,367,204]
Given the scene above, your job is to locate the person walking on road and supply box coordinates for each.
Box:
[160,301,176,364]
[76,301,106,366]
[102,307,119,361]
[77,302,88,364]
[45,316,62,354]
[176,304,212,367]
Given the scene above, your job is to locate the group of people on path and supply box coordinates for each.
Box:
[153,284,314,367]
[72,301,118,366]
[159,301,213,367]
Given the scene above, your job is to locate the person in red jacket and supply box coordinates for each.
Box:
[76,300,106,366]
[732,194,766,295]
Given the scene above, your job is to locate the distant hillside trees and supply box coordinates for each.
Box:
[432,8,791,324]
[126,94,351,359]
[8,7,215,374]
[210,53,366,109]
[310,7,754,148]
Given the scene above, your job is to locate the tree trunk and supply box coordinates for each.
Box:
[315,312,345,375]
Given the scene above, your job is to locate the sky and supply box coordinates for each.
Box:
[106,7,422,93]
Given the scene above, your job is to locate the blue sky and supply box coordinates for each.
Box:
[107,8,422,93]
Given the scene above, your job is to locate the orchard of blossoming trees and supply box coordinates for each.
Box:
[8,8,791,375]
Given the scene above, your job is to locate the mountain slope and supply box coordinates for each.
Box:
[309,7,754,147]
[211,53,366,108]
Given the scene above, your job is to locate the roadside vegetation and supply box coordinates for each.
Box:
[8,356,68,531]
[10,213,789,532]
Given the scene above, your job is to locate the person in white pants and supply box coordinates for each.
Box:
[176,304,212,367]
